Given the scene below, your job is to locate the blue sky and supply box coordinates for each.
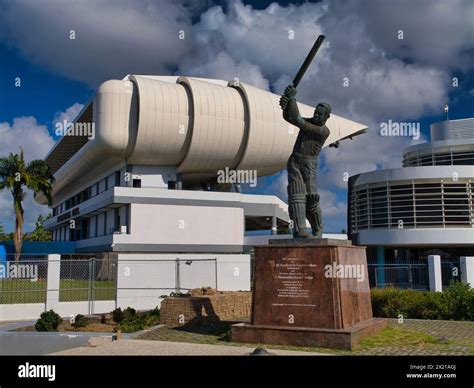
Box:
[0,0,473,233]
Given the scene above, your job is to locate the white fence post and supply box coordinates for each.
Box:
[46,254,61,312]
[460,256,474,288]
[427,255,442,292]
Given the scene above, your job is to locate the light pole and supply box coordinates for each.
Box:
[444,103,449,121]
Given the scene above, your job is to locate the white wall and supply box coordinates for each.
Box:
[129,204,244,246]
[116,253,251,310]
[0,304,45,322]
[131,165,176,188]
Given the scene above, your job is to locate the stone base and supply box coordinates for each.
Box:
[231,318,388,350]
[268,238,352,246]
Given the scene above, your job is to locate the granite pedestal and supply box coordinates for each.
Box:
[231,239,387,350]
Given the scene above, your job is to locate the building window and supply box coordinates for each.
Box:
[133,179,141,188]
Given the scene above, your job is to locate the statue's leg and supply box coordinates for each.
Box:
[300,157,323,238]
[288,180,312,238]
[306,194,323,238]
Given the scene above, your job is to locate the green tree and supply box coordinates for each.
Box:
[0,221,5,240]
[24,214,53,242]
[0,148,54,261]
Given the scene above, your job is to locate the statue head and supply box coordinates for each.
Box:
[312,102,331,126]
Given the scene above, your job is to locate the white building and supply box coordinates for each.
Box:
[35,75,366,300]
[38,75,366,252]
[349,118,474,289]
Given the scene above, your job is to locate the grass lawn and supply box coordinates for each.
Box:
[136,319,474,355]
[0,279,116,304]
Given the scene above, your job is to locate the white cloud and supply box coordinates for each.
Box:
[1,0,471,232]
[0,0,198,87]
[0,115,55,233]
[179,51,270,90]
[53,102,84,125]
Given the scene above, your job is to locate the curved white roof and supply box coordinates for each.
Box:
[39,75,368,204]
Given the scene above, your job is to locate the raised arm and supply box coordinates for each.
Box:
[283,99,305,127]
[280,85,305,127]
[280,85,329,138]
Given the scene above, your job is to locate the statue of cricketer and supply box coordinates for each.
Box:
[280,87,331,238]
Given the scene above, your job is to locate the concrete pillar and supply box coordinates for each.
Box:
[46,254,61,311]
[460,256,474,287]
[271,216,277,235]
[428,255,442,292]
[376,246,385,287]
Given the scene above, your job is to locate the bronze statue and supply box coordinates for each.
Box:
[280,88,330,238]
[279,34,330,238]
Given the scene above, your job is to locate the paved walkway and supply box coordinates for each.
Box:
[50,339,325,356]
[352,319,474,355]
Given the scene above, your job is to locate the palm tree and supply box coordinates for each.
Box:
[0,148,54,261]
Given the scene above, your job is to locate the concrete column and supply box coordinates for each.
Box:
[428,255,442,292]
[376,246,385,287]
[176,173,183,190]
[46,254,61,311]
[271,216,277,235]
[460,256,474,287]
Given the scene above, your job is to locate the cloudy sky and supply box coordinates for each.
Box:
[0,0,473,233]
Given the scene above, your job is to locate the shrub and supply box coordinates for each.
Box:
[440,281,474,321]
[113,307,160,333]
[72,314,89,329]
[143,307,160,327]
[123,307,136,321]
[35,310,62,332]
[371,282,474,321]
[116,317,146,333]
[112,308,124,323]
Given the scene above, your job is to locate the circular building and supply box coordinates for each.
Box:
[348,118,474,289]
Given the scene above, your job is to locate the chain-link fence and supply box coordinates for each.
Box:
[0,255,49,304]
[0,256,218,305]
[59,256,117,302]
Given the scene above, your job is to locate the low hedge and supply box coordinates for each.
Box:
[371,281,474,321]
[115,307,160,333]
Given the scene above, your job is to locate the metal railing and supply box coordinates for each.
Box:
[368,263,429,290]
